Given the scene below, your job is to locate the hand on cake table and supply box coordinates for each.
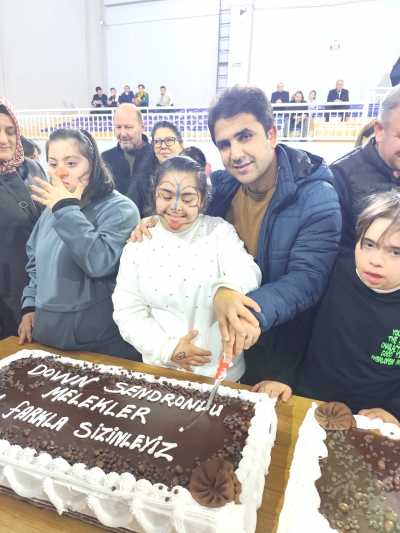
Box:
[171,331,212,372]
[128,216,158,243]
[358,408,400,426]
[251,380,292,402]
[18,312,35,345]
[223,318,261,357]
[214,287,261,354]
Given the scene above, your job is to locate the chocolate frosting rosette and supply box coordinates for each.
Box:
[314,402,356,430]
[189,458,242,508]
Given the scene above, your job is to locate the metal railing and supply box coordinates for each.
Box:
[15,88,390,144]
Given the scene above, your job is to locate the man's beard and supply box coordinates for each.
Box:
[119,140,138,151]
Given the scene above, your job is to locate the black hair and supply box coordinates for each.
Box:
[138,84,145,89]
[110,87,116,91]
[292,91,305,101]
[0,105,9,115]
[151,121,183,143]
[95,86,102,91]
[208,85,274,145]
[160,85,166,90]
[180,146,206,170]
[45,128,114,201]
[356,190,400,245]
[21,136,36,157]
[147,155,212,215]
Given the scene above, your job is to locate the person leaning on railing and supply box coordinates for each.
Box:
[0,96,39,340]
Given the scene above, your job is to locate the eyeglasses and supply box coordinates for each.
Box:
[153,137,180,148]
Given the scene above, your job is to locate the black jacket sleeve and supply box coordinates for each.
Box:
[263,304,319,385]
[330,165,356,254]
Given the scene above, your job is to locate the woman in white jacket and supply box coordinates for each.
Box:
[112,156,261,381]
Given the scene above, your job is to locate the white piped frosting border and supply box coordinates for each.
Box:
[277,402,400,533]
[0,349,277,533]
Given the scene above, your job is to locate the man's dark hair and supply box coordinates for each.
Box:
[207,85,274,145]
[46,128,114,201]
[160,86,166,90]
[110,87,116,91]
[138,84,145,89]
[356,189,400,245]
[95,86,102,92]
[151,120,182,143]
[148,155,212,214]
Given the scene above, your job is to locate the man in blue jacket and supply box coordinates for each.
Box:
[207,85,341,384]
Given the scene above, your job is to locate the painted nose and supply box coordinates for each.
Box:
[55,167,68,178]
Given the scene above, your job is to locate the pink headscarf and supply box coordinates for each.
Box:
[0,96,24,174]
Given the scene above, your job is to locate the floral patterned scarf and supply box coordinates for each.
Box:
[0,96,24,174]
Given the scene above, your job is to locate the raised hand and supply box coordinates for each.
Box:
[30,173,85,210]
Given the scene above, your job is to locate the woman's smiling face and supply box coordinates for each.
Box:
[153,127,183,163]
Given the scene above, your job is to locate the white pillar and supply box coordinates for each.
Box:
[227,0,255,86]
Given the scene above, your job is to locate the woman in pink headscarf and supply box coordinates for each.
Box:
[0,96,39,339]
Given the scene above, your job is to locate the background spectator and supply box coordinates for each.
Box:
[325,79,349,122]
[91,86,107,108]
[20,136,41,163]
[118,85,135,106]
[308,90,317,103]
[102,103,153,197]
[107,88,118,107]
[354,118,377,147]
[157,86,173,107]
[331,84,400,252]
[271,82,290,104]
[134,84,149,107]
[126,120,184,216]
[284,91,309,138]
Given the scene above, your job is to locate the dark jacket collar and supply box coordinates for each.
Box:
[362,137,398,182]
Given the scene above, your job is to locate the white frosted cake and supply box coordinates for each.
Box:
[0,349,277,533]
[278,402,400,533]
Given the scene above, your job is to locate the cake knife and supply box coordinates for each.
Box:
[180,351,233,432]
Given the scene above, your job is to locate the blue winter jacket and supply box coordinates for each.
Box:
[207,144,341,334]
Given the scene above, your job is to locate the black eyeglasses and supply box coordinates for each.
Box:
[153,137,180,148]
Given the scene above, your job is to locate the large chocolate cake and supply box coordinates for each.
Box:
[0,349,277,533]
[278,402,400,533]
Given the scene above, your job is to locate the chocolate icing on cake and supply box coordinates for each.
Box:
[315,402,356,431]
[0,354,254,491]
[189,457,242,508]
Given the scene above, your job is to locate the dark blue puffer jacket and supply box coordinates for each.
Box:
[207,143,342,334]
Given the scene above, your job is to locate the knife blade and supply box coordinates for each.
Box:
[179,350,233,432]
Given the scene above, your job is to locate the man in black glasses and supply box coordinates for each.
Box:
[102,104,153,197]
